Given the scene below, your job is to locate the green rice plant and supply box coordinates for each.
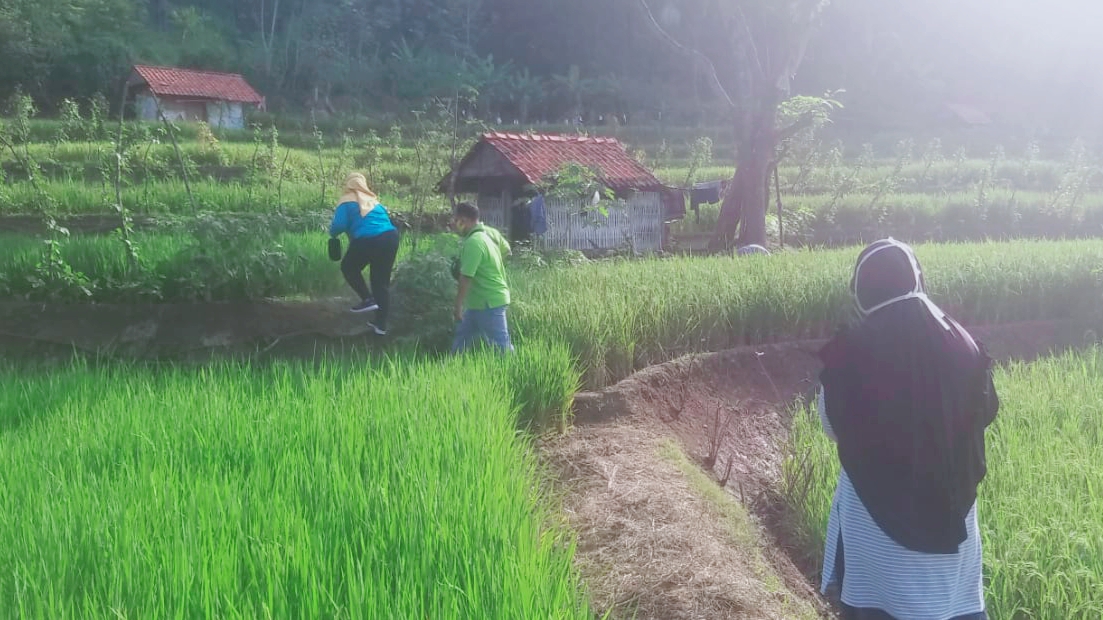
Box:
[17,118,405,148]
[511,239,1103,387]
[0,231,334,301]
[0,180,434,217]
[6,124,1087,193]
[0,231,458,302]
[4,235,1102,385]
[668,190,1103,246]
[654,159,1073,196]
[777,394,840,573]
[3,140,441,195]
[782,349,1103,619]
[0,346,589,618]
[505,338,582,431]
[6,177,451,218]
[14,116,460,149]
[1,230,1100,378]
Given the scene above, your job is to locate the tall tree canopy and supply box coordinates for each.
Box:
[0,0,1100,146]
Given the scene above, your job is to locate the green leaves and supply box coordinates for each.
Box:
[538,162,617,221]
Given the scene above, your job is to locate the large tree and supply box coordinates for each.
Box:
[640,0,829,249]
[0,0,147,105]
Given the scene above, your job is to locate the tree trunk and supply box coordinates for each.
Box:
[153,0,170,30]
[711,104,779,250]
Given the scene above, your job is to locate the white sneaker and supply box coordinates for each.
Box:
[351,298,379,313]
[367,322,387,336]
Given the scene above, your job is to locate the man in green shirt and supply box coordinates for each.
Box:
[451,202,514,353]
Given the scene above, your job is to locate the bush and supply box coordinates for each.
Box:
[389,248,457,348]
[159,213,301,301]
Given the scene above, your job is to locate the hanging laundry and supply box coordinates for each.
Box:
[529,194,548,235]
[691,180,724,207]
[690,180,729,223]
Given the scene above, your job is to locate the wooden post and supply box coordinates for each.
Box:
[155,98,198,215]
[501,188,512,235]
[774,164,784,249]
[447,93,460,210]
[114,79,138,269]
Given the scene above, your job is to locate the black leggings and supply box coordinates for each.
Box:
[341,230,400,326]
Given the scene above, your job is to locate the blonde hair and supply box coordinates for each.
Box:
[339,173,380,217]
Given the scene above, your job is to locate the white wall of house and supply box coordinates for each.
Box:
[134,94,247,129]
[477,191,664,253]
[205,101,246,129]
[135,94,160,121]
[135,95,194,122]
[475,192,511,232]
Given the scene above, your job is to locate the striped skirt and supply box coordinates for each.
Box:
[821,471,987,620]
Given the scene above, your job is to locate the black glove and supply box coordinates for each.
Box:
[328,237,342,262]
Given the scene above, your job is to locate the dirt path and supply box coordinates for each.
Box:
[0,299,387,361]
[549,321,1092,619]
[543,418,827,619]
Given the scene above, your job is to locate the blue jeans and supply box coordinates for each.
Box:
[452,306,514,354]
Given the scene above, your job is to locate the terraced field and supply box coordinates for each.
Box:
[3,121,1102,618]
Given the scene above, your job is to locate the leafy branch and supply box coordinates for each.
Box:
[538,162,618,225]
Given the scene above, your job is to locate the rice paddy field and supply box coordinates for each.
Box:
[0,180,370,217]
[3,233,1103,384]
[784,348,1103,619]
[510,239,1103,386]
[6,121,1103,245]
[0,343,588,618]
[0,230,457,302]
[3,243,1103,617]
[5,121,1103,618]
[6,237,1103,617]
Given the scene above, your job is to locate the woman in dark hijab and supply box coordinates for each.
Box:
[816,238,1000,620]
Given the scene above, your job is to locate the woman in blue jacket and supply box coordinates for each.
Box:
[329,173,399,335]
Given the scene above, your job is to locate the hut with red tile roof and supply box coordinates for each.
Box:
[439,132,681,252]
[127,65,265,129]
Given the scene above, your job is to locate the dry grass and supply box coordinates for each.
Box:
[543,419,824,619]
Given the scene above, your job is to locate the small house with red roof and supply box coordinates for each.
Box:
[439,132,682,253]
[127,65,265,130]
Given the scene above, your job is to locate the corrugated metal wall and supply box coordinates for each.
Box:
[477,192,664,253]
[541,193,663,253]
[477,194,509,231]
